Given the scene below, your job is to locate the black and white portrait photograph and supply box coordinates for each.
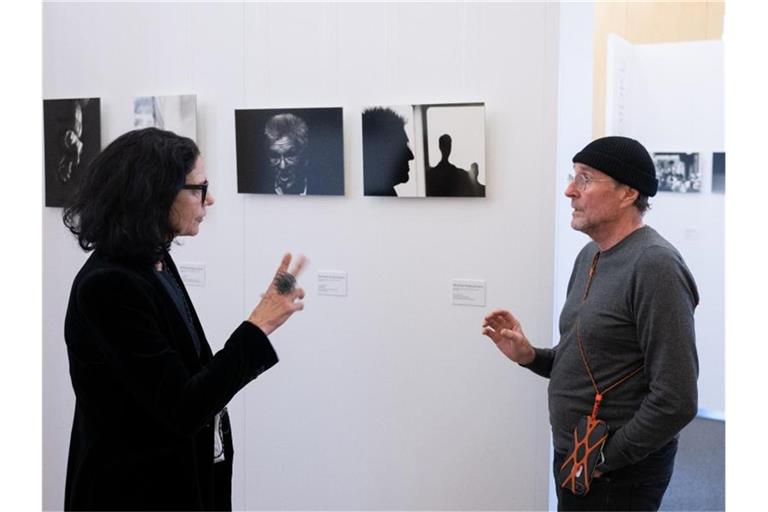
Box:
[421,102,486,197]
[43,97,101,207]
[712,152,725,194]
[362,102,486,198]
[653,152,701,193]
[235,107,344,196]
[362,105,417,197]
[133,94,197,140]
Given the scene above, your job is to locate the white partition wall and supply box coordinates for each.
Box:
[605,35,725,418]
[43,3,564,510]
[552,2,595,509]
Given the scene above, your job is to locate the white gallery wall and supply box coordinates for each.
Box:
[605,35,725,417]
[43,3,563,510]
[551,7,595,511]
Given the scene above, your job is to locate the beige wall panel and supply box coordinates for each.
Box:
[627,2,708,43]
[706,1,726,39]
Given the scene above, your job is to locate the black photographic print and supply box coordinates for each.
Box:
[361,105,417,197]
[134,94,197,141]
[43,98,101,207]
[653,152,701,193]
[712,152,725,194]
[361,102,486,198]
[235,107,344,196]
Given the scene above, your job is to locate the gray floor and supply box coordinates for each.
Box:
[660,417,725,511]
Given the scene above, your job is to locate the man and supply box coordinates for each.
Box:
[467,162,486,197]
[426,133,473,197]
[361,107,414,196]
[264,113,310,195]
[482,136,699,511]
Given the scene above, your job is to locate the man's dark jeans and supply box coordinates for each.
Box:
[553,438,678,511]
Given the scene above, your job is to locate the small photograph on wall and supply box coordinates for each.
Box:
[653,152,701,193]
[362,105,417,197]
[361,102,486,197]
[422,102,486,197]
[236,107,344,196]
[712,152,725,194]
[134,94,197,141]
[43,98,101,207]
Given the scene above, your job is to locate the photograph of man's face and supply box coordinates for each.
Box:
[265,114,309,195]
[236,107,344,196]
[43,97,101,207]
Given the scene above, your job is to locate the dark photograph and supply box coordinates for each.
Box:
[235,107,344,196]
[362,102,485,197]
[361,105,416,197]
[43,98,101,207]
[653,152,701,193]
[712,152,725,194]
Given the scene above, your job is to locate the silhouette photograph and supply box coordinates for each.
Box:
[362,102,485,197]
[236,107,344,196]
[43,97,101,207]
[362,106,416,197]
[422,102,486,197]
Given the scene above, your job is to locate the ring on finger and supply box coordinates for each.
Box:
[274,271,297,295]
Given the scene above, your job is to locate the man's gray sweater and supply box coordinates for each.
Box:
[525,225,699,472]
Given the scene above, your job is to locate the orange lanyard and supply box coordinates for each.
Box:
[577,251,644,420]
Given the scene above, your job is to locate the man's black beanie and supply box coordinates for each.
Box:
[572,136,658,197]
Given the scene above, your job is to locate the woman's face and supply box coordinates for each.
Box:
[169,155,214,237]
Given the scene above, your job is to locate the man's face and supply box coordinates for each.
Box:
[268,135,306,193]
[395,128,414,185]
[565,163,626,238]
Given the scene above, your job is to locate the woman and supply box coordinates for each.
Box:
[61,128,305,511]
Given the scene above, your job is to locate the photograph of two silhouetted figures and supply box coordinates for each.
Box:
[234,102,486,198]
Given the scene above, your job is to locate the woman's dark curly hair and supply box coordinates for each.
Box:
[63,127,200,264]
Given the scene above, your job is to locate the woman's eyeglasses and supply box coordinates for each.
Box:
[182,181,208,204]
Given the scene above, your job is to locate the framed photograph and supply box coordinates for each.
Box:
[236,107,344,196]
[362,102,486,197]
[712,152,725,194]
[133,94,197,140]
[653,152,701,193]
[43,98,101,207]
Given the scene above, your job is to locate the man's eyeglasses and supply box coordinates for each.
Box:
[567,173,612,192]
[182,181,209,204]
[269,154,300,168]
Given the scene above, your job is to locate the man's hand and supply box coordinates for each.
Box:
[481,309,536,365]
[248,253,307,336]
